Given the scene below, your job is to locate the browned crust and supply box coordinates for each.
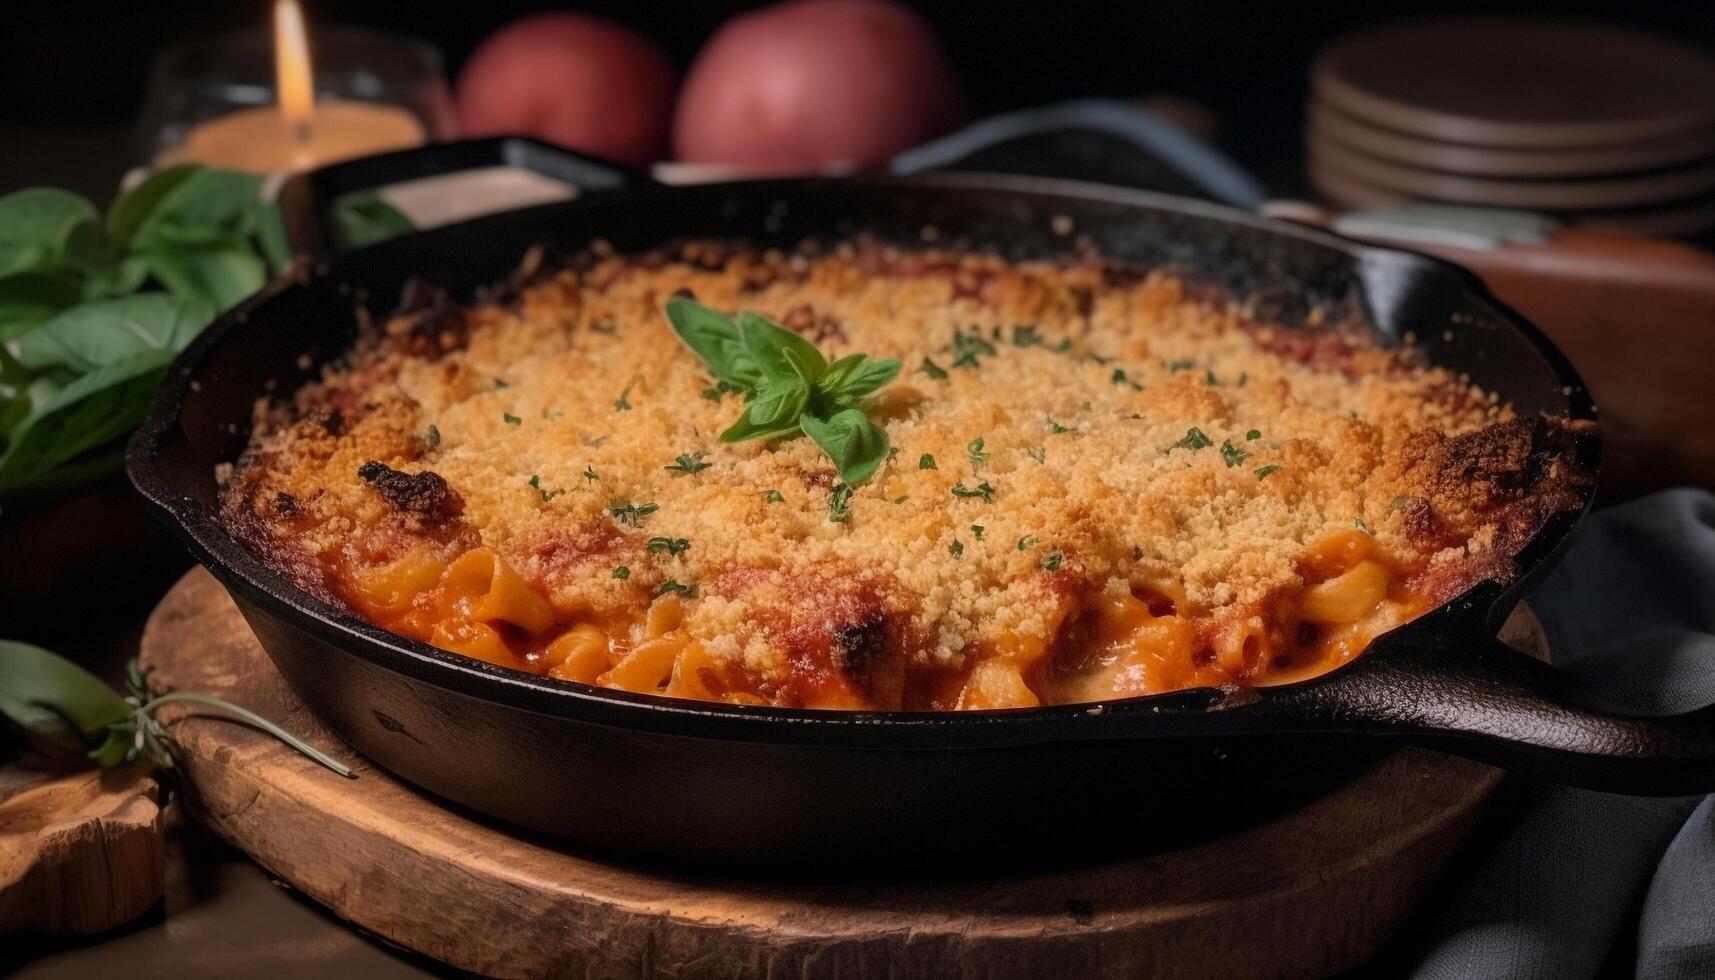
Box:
[215,237,1590,706]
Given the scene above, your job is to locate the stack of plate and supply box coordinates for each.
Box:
[1308,19,1715,237]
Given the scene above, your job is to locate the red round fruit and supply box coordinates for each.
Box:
[456,13,678,167]
[674,0,963,169]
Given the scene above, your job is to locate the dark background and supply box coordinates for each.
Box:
[5,0,1714,192]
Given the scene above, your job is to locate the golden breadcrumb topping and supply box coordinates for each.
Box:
[219,240,1583,707]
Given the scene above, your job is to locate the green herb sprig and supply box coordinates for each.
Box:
[0,640,352,778]
[665,298,900,485]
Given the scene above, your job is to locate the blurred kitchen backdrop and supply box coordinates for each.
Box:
[6,0,1714,196]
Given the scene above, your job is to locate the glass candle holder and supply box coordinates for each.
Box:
[137,24,454,174]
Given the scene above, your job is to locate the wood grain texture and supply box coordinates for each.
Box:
[0,764,165,936]
[138,568,1528,979]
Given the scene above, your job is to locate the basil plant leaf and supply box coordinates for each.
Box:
[737,310,826,386]
[0,639,131,759]
[80,254,151,301]
[255,201,294,273]
[720,378,808,443]
[665,297,762,391]
[132,168,264,247]
[105,164,203,247]
[14,292,216,374]
[800,408,890,486]
[0,188,100,278]
[0,347,179,492]
[142,244,267,310]
[0,274,82,342]
[815,354,901,406]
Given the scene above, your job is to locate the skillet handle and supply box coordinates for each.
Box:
[276,137,651,261]
[1247,631,1715,795]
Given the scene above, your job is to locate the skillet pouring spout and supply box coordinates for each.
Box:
[1233,630,1715,796]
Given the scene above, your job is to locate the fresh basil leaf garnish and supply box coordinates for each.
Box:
[801,408,890,486]
[664,297,763,391]
[671,299,899,484]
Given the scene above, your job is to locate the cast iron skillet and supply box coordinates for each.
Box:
[128,139,1715,868]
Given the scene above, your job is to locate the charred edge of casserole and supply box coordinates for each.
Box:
[1400,415,1592,606]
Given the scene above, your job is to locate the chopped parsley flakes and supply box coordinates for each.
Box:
[1011,324,1045,348]
[827,482,854,523]
[665,452,711,475]
[967,437,990,470]
[920,357,949,381]
[949,326,997,368]
[502,413,521,426]
[1171,427,1213,451]
[609,501,659,527]
[1219,441,1250,468]
[528,474,561,501]
[1255,464,1284,480]
[951,481,995,503]
[647,537,691,556]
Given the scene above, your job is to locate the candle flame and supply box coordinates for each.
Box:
[274,0,314,138]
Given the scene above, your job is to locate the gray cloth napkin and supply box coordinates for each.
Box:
[1405,489,1715,979]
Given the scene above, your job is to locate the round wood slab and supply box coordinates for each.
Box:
[139,569,1538,979]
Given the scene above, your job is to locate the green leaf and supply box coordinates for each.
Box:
[0,639,131,759]
[0,274,82,342]
[332,192,414,249]
[14,292,215,374]
[105,164,202,247]
[815,354,901,406]
[0,347,178,491]
[0,189,99,277]
[255,201,293,272]
[800,408,890,485]
[664,297,762,390]
[142,243,266,309]
[720,378,808,442]
[79,255,151,301]
[131,168,264,247]
[737,310,826,386]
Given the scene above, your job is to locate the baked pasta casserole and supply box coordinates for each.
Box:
[218,239,1585,710]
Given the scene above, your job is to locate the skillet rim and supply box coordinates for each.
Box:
[126,171,1600,746]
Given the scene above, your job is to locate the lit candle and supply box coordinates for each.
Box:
[158,0,427,173]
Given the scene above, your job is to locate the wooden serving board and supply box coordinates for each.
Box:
[137,568,1543,979]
